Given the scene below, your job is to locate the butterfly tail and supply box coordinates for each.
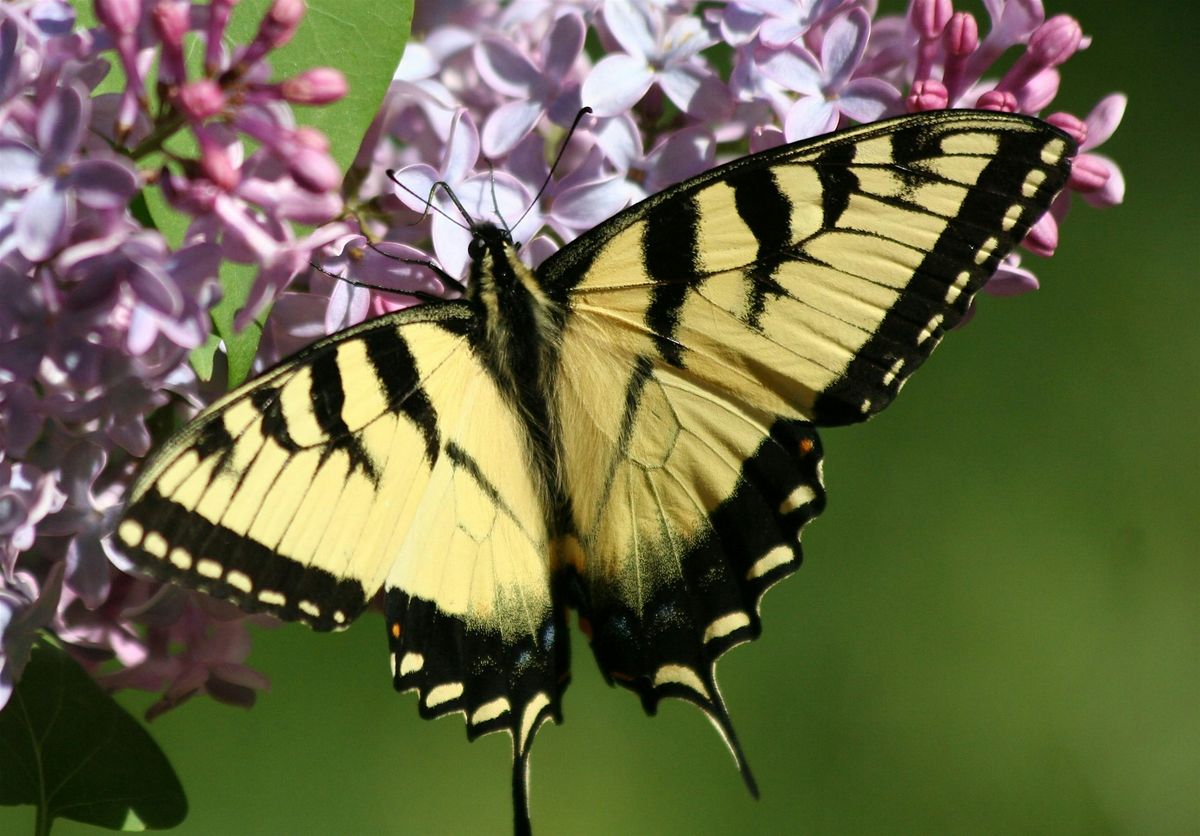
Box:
[513,750,533,836]
[700,668,760,798]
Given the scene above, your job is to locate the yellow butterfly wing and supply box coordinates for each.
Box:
[117,301,565,757]
[539,111,1073,772]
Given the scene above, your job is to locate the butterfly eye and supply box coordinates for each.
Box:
[468,237,485,261]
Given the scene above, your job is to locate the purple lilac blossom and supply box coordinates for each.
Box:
[0,0,347,714]
[1,0,1125,718]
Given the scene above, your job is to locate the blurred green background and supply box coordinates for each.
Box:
[6,1,1197,834]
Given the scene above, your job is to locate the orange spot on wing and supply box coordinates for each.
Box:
[799,437,815,455]
[391,622,402,640]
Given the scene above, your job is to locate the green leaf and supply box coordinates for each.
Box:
[209,261,264,388]
[188,333,223,384]
[0,641,187,832]
[227,1,414,173]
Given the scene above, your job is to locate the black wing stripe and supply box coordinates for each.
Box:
[361,323,441,464]
[643,193,702,367]
[812,126,1071,424]
[121,489,369,631]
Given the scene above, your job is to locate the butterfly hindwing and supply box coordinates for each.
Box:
[539,111,1072,754]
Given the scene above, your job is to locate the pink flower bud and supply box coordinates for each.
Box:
[178,80,225,121]
[206,0,241,73]
[907,79,948,112]
[238,0,306,70]
[976,89,1017,112]
[1028,15,1083,68]
[943,12,978,56]
[197,132,240,192]
[909,0,952,40]
[1022,212,1058,257]
[151,1,188,47]
[293,126,330,152]
[1067,154,1110,193]
[1045,111,1088,146]
[96,0,141,35]
[280,68,348,105]
[281,129,340,192]
[260,0,305,50]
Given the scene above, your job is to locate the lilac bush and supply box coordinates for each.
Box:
[0,0,346,714]
[1,0,1125,722]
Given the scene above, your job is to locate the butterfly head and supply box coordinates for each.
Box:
[467,221,552,311]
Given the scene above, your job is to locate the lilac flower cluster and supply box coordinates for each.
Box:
[322,0,1123,338]
[1,0,345,714]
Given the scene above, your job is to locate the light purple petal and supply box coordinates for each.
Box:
[757,45,824,96]
[441,110,480,183]
[658,65,731,120]
[0,141,41,189]
[37,83,85,167]
[589,114,642,172]
[474,37,543,99]
[581,54,654,117]
[750,124,786,153]
[822,9,871,92]
[67,533,112,609]
[1082,93,1126,151]
[391,163,443,213]
[325,282,371,333]
[0,19,19,100]
[719,5,763,46]
[482,99,544,158]
[603,0,658,60]
[659,15,715,63]
[983,258,1040,296]
[128,258,184,316]
[544,11,585,78]
[15,179,68,261]
[784,96,838,141]
[1080,154,1124,207]
[394,42,438,82]
[505,134,549,193]
[1017,67,1059,112]
[31,1,75,37]
[738,0,801,15]
[837,78,901,122]
[970,0,1044,78]
[126,305,159,355]
[430,214,472,279]
[644,127,715,192]
[68,158,138,208]
[552,176,629,229]
[759,18,805,48]
[523,234,559,268]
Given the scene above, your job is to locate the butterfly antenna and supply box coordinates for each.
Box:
[512,106,593,233]
[305,258,457,305]
[484,157,515,242]
[363,243,468,295]
[384,169,472,232]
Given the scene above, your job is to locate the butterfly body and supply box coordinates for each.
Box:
[115,111,1074,833]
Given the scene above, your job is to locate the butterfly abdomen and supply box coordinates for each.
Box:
[467,223,570,524]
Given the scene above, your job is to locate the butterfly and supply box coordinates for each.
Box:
[115,110,1073,834]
